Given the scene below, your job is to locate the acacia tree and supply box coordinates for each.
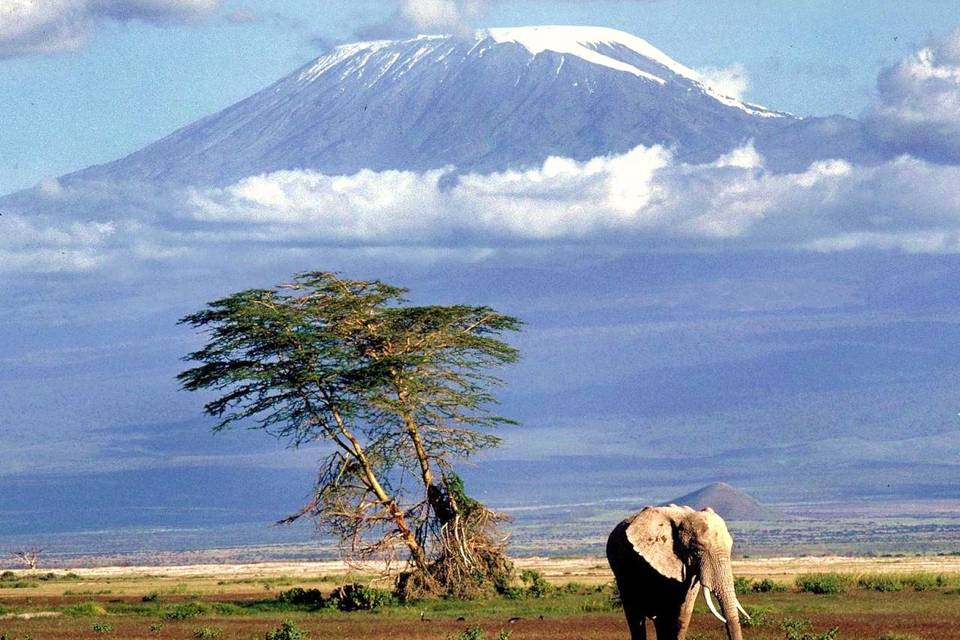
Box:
[178,272,521,596]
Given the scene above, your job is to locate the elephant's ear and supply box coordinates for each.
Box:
[625,507,685,582]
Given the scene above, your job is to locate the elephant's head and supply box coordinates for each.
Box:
[625,505,747,640]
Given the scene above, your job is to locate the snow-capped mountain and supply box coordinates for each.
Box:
[66,25,869,187]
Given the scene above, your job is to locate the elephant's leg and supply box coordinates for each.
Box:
[622,604,647,640]
[617,585,648,640]
[653,608,683,640]
[675,583,700,640]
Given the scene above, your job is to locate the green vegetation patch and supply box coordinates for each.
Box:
[264,620,309,640]
[162,602,210,620]
[63,602,108,617]
[857,573,904,592]
[782,618,839,640]
[795,573,852,594]
[751,578,788,592]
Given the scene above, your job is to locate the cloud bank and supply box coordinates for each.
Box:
[8,141,960,278]
[865,27,960,163]
[0,0,220,58]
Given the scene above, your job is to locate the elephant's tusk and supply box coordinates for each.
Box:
[736,600,751,620]
[702,586,727,624]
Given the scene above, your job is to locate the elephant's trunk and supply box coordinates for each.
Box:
[703,554,744,640]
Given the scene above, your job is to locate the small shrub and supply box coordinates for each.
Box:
[276,587,325,608]
[742,605,774,628]
[142,591,160,602]
[559,581,588,595]
[496,632,512,640]
[193,626,224,639]
[782,618,839,640]
[498,585,524,599]
[734,576,753,594]
[92,622,113,633]
[901,572,949,591]
[264,620,309,640]
[0,571,15,581]
[211,602,248,616]
[520,570,552,598]
[449,628,486,640]
[0,604,6,616]
[795,573,850,595]
[64,602,108,617]
[857,574,903,592]
[752,578,788,593]
[163,602,209,620]
[149,623,163,632]
[328,583,391,611]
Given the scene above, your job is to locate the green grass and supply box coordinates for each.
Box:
[63,602,109,617]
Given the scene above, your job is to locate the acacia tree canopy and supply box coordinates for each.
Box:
[177,271,521,595]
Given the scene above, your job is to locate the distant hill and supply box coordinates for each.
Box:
[663,482,785,521]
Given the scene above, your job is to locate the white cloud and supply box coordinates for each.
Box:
[865,27,960,162]
[0,0,220,58]
[11,144,960,279]
[696,63,750,101]
[358,0,487,39]
[183,144,960,252]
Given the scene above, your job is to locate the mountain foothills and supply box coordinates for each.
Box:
[64,26,878,187]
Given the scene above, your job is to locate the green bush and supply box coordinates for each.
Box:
[276,587,325,608]
[149,623,163,632]
[795,573,850,595]
[193,626,224,639]
[742,605,774,628]
[63,602,108,617]
[328,583,391,611]
[857,574,903,592]
[734,576,753,594]
[0,571,15,581]
[781,618,839,640]
[163,602,209,620]
[900,572,949,591]
[520,570,552,598]
[142,591,160,602]
[264,620,309,640]
[92,622,113,633]
[449,628,486,640]
[752,578,788,593]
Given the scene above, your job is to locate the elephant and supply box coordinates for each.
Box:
[606,505,749,640]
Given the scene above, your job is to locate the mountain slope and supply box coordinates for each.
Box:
[65,25,852,188]
[663,482,785,521]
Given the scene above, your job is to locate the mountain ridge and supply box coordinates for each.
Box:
[49,25,875,191]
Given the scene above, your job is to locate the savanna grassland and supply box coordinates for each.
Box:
[2,557,960,639]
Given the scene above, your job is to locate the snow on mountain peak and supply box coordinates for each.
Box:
[298,25,783,118]
[485,25,671,85]
[485,25,781,117]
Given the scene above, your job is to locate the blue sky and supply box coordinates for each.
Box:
[3,0,960,194]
